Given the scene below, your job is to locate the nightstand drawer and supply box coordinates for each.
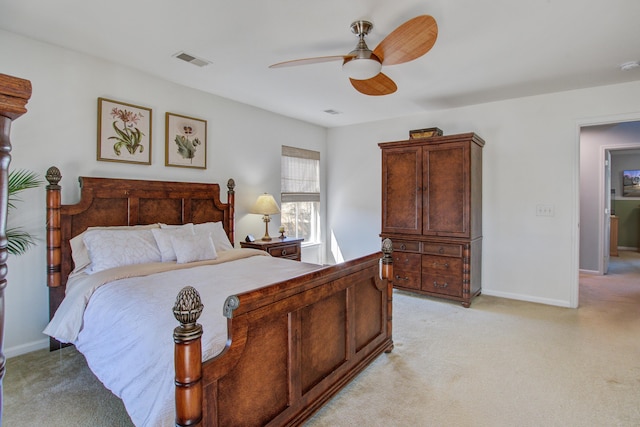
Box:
[267,243,300,259]
[239,237,304,261]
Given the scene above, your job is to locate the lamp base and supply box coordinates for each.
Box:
[261,215,272,241]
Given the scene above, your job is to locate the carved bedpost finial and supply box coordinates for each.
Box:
[227,178,235,194]
[173,286,204,338]
[381,238,393,258]
[173,286,204,427]
[45,166,61,187]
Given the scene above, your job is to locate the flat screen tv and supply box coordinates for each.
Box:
[622,169,640,197]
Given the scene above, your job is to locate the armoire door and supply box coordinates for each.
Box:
[381,146,422,235]
[423,142,470,237]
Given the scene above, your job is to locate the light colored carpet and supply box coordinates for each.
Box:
[4,251,640,426]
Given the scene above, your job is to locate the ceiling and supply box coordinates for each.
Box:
[2,0,640,128]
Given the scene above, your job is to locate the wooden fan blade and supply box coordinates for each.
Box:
[350,73,397,96]
[373,15,438,66]
[269,55,354,68]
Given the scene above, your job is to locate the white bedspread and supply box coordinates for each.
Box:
[44,249,321,427]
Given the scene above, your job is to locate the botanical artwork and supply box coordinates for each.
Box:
[97,98,152,164]
[165,113,207,169]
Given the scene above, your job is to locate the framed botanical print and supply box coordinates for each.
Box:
[165,112,207,169]
[97,98,152,164]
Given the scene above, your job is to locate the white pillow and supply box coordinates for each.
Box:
[171,232,218,264]
[194,222,233,251]
[160,223,194,229]
[70,223,160,274]
[151,224,195,262]
[82,229,162,274]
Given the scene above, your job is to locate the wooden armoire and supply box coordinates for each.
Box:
[379,132,484,307]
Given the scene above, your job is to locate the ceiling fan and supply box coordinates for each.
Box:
[269,15,438,96]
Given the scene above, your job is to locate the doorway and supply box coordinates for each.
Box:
[576,118,640,306]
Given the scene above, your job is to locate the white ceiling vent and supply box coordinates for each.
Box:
[173,52,211,67]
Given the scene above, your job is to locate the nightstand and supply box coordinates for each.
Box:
[240,237,304,261]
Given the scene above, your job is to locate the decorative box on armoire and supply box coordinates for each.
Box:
[379,132,484,307]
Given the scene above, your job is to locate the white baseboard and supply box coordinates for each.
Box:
[481,289,572,308]
[579,268,600,275]
[5,338,49,359]
[618,246,638,251]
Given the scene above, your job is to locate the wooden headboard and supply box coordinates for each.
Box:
[45,166,236,348]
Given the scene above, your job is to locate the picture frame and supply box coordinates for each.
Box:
[622,169,640,197]
[165,112,207,169]
[97,98,152,165]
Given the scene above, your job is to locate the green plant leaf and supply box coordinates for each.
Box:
[7,227,37,256]
[8,169,43,210]
[7,169,43,256]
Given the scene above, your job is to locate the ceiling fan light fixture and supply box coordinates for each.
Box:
[342,57,382,80]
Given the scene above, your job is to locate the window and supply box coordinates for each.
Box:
[281,146,320,245]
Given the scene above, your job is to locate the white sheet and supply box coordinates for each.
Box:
[44,249,321,427]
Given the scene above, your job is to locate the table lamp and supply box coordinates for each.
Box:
[251,193,280,241]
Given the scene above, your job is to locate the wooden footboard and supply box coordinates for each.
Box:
[174,241,394,427]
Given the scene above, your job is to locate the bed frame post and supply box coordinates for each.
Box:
[0,73,31,424]
[227,178,235,246]
[380,238,394,353]
[45,167,66,351]
[45,167,62,289]
[380,238,393,281]
[173,286,204,427]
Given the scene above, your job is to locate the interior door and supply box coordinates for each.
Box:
[603,151,611,274]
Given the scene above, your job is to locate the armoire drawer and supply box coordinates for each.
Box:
[421,273,463,297]
[422,255,462,274]
[394,240,421,252]
[393,269,421,290]
[393,252,421,271]
[422,242,462,257]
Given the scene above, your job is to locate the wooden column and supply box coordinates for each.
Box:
[173,286,204,427]
[0,73,32,424]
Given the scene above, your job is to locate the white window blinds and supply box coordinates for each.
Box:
[281,146,320,202]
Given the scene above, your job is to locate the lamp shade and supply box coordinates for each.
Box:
[251,193,280,215]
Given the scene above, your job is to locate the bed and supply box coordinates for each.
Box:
[43,166,394,427]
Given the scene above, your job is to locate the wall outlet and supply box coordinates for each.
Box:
[536,204,555,217]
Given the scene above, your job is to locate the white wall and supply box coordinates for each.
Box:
[0,30,327,357]
[326,81,640,309]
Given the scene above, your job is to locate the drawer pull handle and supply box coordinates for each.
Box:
[432,262,449,268]
[433,280,448,288]
[400,244,407,250]
[395,275,409,281]
[281,249,287,256]
[438,247,445,254]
